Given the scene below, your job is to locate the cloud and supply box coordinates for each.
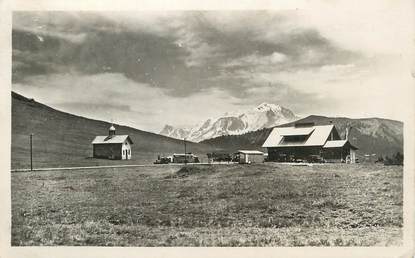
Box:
[235,83,335,115]
[13,11,362,98]
[319,64,355,73]
[12,73,247,131]
[296,1,414,55]
[13,12,91,43]
[222,52,287,68]
[11,9,411,128]
[13,25,87,44]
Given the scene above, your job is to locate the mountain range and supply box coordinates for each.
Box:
[160,103,298,142]
[11,91,404,168]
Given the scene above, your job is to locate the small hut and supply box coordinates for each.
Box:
[235,150,265,164]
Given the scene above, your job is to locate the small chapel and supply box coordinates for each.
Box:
[91,125,133,160]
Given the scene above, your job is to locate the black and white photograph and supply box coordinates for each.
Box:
[2,0,414,255]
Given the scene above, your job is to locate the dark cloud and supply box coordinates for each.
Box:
[12,11,363,99]
[228,81,329,109]
[57,101,160,117]
[11,8,407,129]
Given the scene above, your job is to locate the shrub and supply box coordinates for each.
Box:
[384,152,403,166]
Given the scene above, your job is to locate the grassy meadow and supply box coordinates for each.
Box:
[11,163,403,246]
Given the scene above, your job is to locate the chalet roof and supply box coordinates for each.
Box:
[323,140,358,150]
[262,125,335,148]
[91,135,133,144]
[323,140,347,148]
[237,150,264,155]
[278,127,315,136]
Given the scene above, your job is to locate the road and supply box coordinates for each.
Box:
[11,162,238,172]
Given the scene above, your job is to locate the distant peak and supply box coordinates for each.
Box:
[159,102,297,142]
[161,124,173,130]
[255,102,282,112]
[160,124,174,134]
[222,111,240,117]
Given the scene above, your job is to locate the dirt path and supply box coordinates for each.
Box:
[11,162,238,172]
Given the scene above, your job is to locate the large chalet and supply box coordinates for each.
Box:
[262,122,357,163]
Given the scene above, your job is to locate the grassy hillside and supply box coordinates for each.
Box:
[201,115,403,158]
[12,92,216,168]
[12,163,402,246]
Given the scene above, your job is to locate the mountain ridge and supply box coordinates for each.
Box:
[160,102,298,142]
[11,91,403,167]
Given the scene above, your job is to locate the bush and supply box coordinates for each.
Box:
[384,152,403,166]
[165,165,215,178]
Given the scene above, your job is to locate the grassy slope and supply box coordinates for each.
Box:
[12,163,402,246]
[12,92,216,168]
[201,115,403,157]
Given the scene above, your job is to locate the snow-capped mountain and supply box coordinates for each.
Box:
[160,103,298,142]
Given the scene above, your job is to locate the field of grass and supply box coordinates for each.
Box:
[11,163,403,246]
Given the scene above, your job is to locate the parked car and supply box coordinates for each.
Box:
[207,152,232,162]
[154,156,171,164]
[307,155,325,163]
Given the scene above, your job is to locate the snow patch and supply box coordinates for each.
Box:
[160,102,298,142]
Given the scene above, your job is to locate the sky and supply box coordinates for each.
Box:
[11,4,414,133]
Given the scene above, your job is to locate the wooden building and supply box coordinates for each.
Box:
[262,123,357,163]
[172,153,200,163]
[91,125,133,160]
[235,150,265,164]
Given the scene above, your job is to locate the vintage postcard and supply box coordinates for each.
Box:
[0,0,414,257]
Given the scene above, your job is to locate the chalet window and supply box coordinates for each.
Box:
[282,135,307,143]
